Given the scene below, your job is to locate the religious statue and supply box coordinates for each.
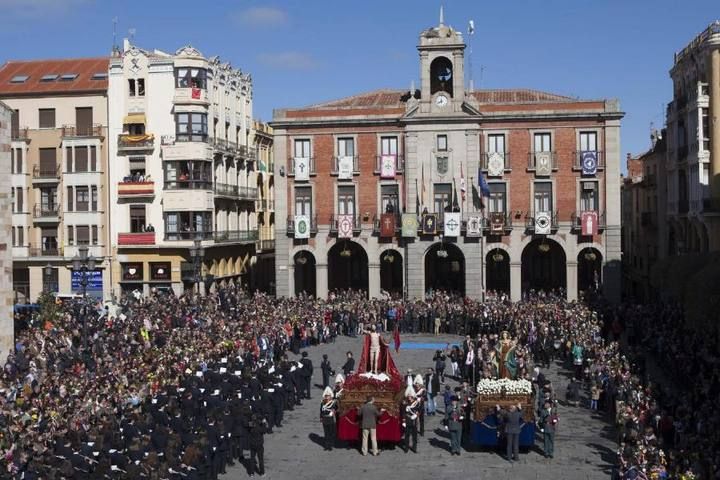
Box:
[362,325,388,374]
[496,331,517,379]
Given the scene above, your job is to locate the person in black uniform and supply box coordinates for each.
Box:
[341,351,355,377]
[247,413,268,477]
[319,387,337,451]
[300,351,313,399]
[320,354,333,389]
[402,385,420,453]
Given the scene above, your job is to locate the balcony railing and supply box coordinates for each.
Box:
[524,211,559,232]
[118,133,155,151]
[329,214,363,234]
[164,230,214,241]
[176,133,208,143]
[572,151,605,171]
[239,145,257,160]
[527,152,558,172]
[213,182,239,197]
[480,212,513,234]
[481,152,512,172]
[118,232,156,246]
[331,156,360,176]
[372,213,401,234]
[373,155,405,175]
[33,204,59,219]
[238,186,258,200]
[118,181,155,198]
[164,180,212,190]
[61,124,103,138]
[286,215,318,236]
[32,165,60,181]
[212,230,258,244]
[29,246,60,257]
[288,157,316,178]
[570,211,606,233]
[11,127,29,141]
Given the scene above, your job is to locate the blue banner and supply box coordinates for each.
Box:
[71,270,103,295]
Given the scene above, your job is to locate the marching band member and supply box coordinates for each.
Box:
[403,385,420,453]
[320,387,338,451]
[413,374,427,436]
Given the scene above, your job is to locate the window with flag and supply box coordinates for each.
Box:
[533,132,551,153]
[295,186,312,215]
[381,185,399,213]
[488,133,505,153]
[580,131,597,152]
[175,68,207,89]
[337,137,355,157]
[294,139,311,158]
[433,183,452,214]
[381,136,398,155]
[580,181,598,211]
[337,186,355,215]
[533,182,553,212]
[488,183,507,213]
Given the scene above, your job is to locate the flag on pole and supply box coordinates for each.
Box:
[478,166,491,197]
[460,163,466,203]
[473,166,491,211]
[421,164,426,211]
[415,179,420,214]
[468,20,475,36]
[452,178,459,211]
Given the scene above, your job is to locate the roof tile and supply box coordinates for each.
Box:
[0,58,108,96]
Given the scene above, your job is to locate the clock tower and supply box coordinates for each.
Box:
[418,7,467,114]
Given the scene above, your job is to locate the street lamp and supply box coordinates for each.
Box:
[43,263,54,293]
[189,235,205,294]
[71,245,96,350]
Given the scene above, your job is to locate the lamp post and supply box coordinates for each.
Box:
[71,245,96,351]
[43,263,54,293]
[189,235,205,295]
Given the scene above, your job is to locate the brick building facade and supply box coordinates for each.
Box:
[272,18,623,302]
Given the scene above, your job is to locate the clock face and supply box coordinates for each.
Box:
[435,95,448,107]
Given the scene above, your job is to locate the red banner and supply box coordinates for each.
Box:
[380,214,395,238]
[581,211,598,236]
[191,87,201,99]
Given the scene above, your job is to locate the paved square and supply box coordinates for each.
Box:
[222,334,616,479]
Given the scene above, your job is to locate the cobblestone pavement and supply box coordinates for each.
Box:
[223,334,616,479]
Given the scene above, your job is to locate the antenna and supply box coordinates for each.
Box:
[439,5,444,26]
[112,17,118,51]
[479,65,485,89]
[467,20,475,92]
[128,28,136,43]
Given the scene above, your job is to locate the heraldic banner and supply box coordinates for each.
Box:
[580,211,599,236]
[444,212,461,238]
[380,214,395,238]
[338,156,354,180]
[337,214,354,238]
[380,155,396,179]
[466,215,482,237]
[422,213,437,235]
[401,214,417,238]
[294,215,310,239]
[294,157,309,181]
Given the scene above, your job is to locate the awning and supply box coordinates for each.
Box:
[123,113,146,125]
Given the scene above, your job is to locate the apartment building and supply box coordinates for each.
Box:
[0,101,13,354]
[0,58,110,301]
[108,41,259,296]
[273,16,623,302]
[252,120,275,294]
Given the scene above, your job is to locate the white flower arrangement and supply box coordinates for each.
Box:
[476,378,533,396]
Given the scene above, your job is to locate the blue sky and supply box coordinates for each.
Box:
[1,0,717,165]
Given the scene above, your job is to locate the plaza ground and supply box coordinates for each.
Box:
[223,334,616,479]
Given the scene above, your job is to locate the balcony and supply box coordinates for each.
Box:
[481,152,512,174]
[213,182,239,198]
[32,165,60,184]
[238,186,258,200]
[329,214,363,235]
[331,156,360,177]
[288,157,316,179]
[257,239,275,252]
[372,213,401,235]
[570,211,606,234]
[256,198,275,211]
[28,246,61,257]
[118,232,156,246]
[33,204,60,223]
[524,211,559,233]
[286,215,318,236]
[118,181,155,200]
[164,179,212,190]
[212,230,258,244]
[527,152,558,173]
[164,230,213,241]
[173,87,210,105]
[480,212,513,235]
[641,212,657,228]
[61,124,104,138]
[373,155,405,176]
[238,145,257,160]
[118,133,155,153]
[572,151,605,171]
[11,127,30,142]
[212,137,234,156]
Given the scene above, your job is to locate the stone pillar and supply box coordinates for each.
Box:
[368,263,380,299]
[273,129,290,297]
[286,264,295,298]
[566,261,578,302]
[604,115,623,304]
[316,263,328,299]
[510,262,522,302]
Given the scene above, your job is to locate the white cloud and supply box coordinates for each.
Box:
[232,6,288,28]
[257,52,318,70]
[0,0,90,17]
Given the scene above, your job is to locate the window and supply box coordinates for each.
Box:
[175,68,207,89]
[437,135,448,152]
[11,110,19,138]
[150,262,171,281]
[433,183,452,214]
[579,131,597,152]
[488,183,506,213]
[337,137,355,157]
[488,134,505,153]
[12,147,22,174]
[67,186,74,211]
[75,146,88,172]
[75,186,89,211]
[176,113,208,142]
[533,132,551,152]
[295,186,312,215]
[39,108,55,128]
[90,146,97,171]
[91,186,98,211]
[65,147,73,172]
[39,148,57,175]
[122,263,143,281]
[40,74,58,82]
[41,188,57,211]
[129,79,136,96]
[67,226,74,246]
[77,226,89,245]
[75,107,93,136]
[381,136,398,155]
[130,206,146,233]
[10,75,28,83]
[337,186,355,215]
[294,139,311,158]
[92,225,99,245]
[41,227,58,253]
[580,181,598,211]
[128,78,146,97]
[15,188,23,212]
[91,73,108,80]
[534,182,553,212]
[60,74,77,82]
[381,184,399,213]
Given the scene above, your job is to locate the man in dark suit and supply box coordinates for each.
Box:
[342,351,355,377]
[499,403,523,462]
[320,354,333,389]
[300,351,313,399]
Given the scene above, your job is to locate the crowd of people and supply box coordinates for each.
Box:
[2,285,714,478]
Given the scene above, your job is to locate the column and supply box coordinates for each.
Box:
[566,261,578,302]
[316,263,328,299]
[368,263,380,299]
[287,264,295,298]
[510,262,522,302]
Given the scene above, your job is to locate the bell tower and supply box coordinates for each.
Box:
[418,7,466,114]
